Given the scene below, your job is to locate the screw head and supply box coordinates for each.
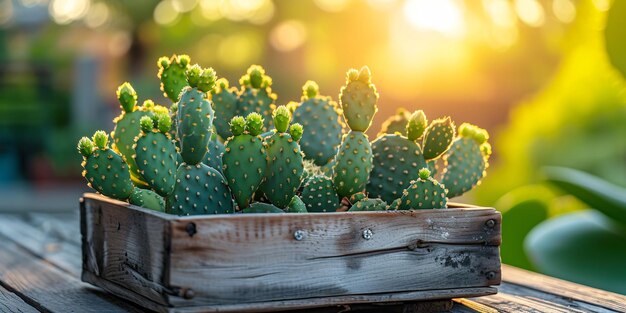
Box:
[486,271,497,280]
[294,229,305,241]
[485,219,496,228]
[183,288,195,299]
[186,222,197,237]
[362,228,373,240]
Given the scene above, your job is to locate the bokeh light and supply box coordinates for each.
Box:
[270,20,307,52]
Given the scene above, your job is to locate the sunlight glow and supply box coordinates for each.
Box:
[314,0,350,13]
[172,0,199,13]
[514,0,545,27]
[85,2,109,29]
[154,0,180,25]
[0,0,13,25]
[49,0,90,24]
[270,20,307,52]
[552,0,576,23]
[403,0,465,37]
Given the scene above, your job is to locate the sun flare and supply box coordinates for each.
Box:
[402,0,465,36]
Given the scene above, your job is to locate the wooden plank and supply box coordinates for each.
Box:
[0,233,144,313]
[501,265,626,312]
[0,213,82,277]
[0,284,39,313]
[168,207,500,305]
[81,196,171,306]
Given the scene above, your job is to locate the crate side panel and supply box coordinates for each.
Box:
[82,195,171,305]
[168,209,501,306]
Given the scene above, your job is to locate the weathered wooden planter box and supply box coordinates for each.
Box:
[80,193,501,313]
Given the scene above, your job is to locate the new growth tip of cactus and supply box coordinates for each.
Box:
[92,130,108,149]
[77,137,94,157]
[289,123,303,141]
[229,116,246,136]
[186,64,217,92]
[246,112,264,136]
[272,105,291,133]
[116,82,137,113]
[302,80,319,100]
[157,54,191,102]
[407,110,427,141]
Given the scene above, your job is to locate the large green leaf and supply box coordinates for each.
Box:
[605,0,626,79]
[543,166,626,226]
[525,210,626,294]
[500,198,548,271]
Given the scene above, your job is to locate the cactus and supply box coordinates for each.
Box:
[211,78,239,139]
[399,168,447,210]
[157,54,191,103]
[366,110,428,203]
[349,198,388,211]
[236,65,277,131]
[242,202,284,213]
[129,188,165,212]
[259,106,305,208]
[422,117,455,160]
[78,131,133,200]
[222,114,267,209]
[286,195,307,213]
[168,163,234,215]
[133,114,177,197]
[339,66,379,132]
[292,81,345,165]
[378,108,411,137]
[441,123,491,198]
[388,198,401,210]
[301,175,340,212]
[176,65,216,165]
[302,159,324,183]
[204,131,225,173]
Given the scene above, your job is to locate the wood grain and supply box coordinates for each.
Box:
[0,284,38,313]
[81,195,171,305]
[0,233,143,313]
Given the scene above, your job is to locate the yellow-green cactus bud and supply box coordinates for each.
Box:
[156,113,172,134]
[418,167,431,180]
[230,116,246,136]
[481,142,492,157]
[92,131,108,150]
[273,105,291,133]
[239,65,271,89]
[142,99,155,111]
[214,77,230,93]
[186,65,217,93]
[302,80,319,100]
[289,123,303,141]
[77,137,94,157]
[245,112,264,136]
[285,101,299,113]
[152,104,169,116]
[407,110,428,141]
[140,115,154,133]
[116,82,137,113]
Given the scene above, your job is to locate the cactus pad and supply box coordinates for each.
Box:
[349,198,388,211]
[169,163,234,215]
[129,188,165,212]
[286,195,307,213]
[211,78,239,139]
[422,117,455,160]
[398,168,447,210]
[242,202,284,213]
[236,65,277,131]
[133,115,177,197]
[378,108,411,137]
[332,131,373,198]
[177,84,215,164]
[339,66,379,132]
[157,54,191,102]
[301,175,340,212]
[204,132,225,173]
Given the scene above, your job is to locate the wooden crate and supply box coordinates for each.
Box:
[80,193,501,313]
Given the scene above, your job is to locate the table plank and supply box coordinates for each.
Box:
[0,284,39,313]
[0,232,145,313]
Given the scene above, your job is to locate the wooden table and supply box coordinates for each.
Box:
[0,211,624,313]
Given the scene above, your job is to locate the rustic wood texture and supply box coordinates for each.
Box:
[81,195,171,305]
[1,210,624,313]
[0,284,39,313]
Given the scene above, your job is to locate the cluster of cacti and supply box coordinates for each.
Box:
[78,56,491,215]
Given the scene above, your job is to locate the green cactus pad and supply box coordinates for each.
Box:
[211,78,239,139]
[422,117,455,160]
[204,132,225,173]
[242,202,284,213]
[289,123,303,141]
[407,110,428,141]
[133,125,178,197]
[441,128,490,198]
[292,81,345,166]
[186,65,217,93]
[236,65,276,131]
[332,131,373,198]
[286,195,307,213]
[366,134,427,203]
[81,136,133,201]
[301,175,340,212]
[259,130,304,208]
[157,54,191,102]
[388,198,401,210]
[77,137,94,157]
[339,66,379,132]
[222,116,267,209]
[378,108,411,137]
[129,188,165,212]
[168,163,234,215]
[176,86,214,164]
[349,198,388,211]
[272,105,291,133]
[116,82,137,113]
[399,168,447,210]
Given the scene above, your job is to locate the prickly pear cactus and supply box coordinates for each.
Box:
[157,54,191,103]
[133,114,177,197]
[236,65,276,131]
[169,163,234,215]
[129,187,165,212]
[285,195,307,213]
[259,106,305,208]
[78,131,133,200]
[367,110,428,203]
[388,198,401,211]
[333,131,373,198]
[339,66,379,132]
[176,65,216,165]
[211,78,238,139]
[222,114,267,209]
[378,108,411,137]
[399,168,447,210]
[242,202,284,213]
[349,198,388,211]
[441,123,491,198]
[301,175,340,213]
[292,81,344,165]
[204,131,225,173]
[422,117,455,161]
